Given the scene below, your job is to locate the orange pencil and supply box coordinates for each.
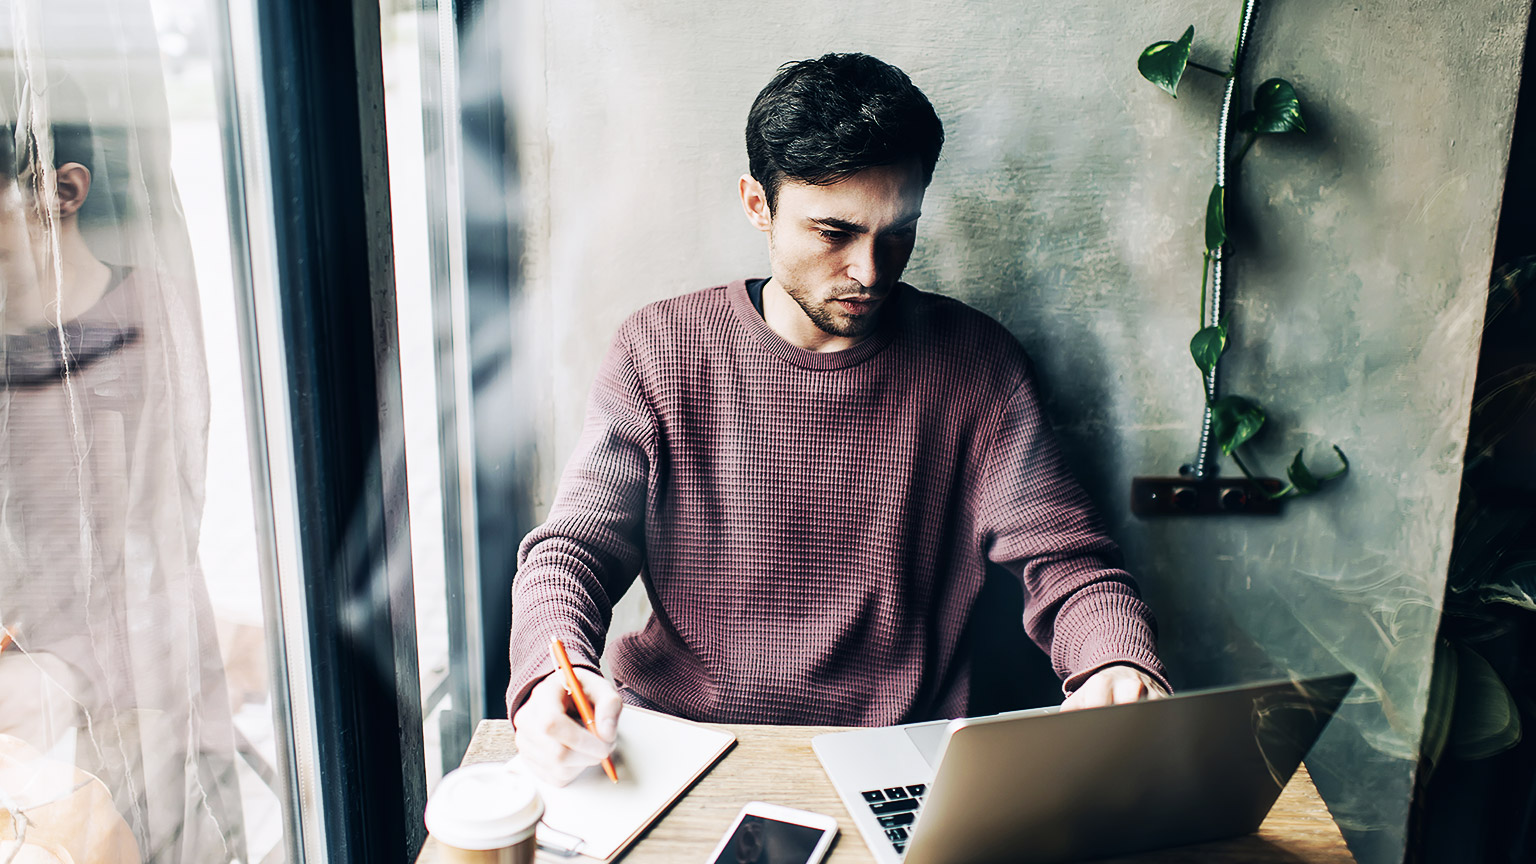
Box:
[550,637,619,782]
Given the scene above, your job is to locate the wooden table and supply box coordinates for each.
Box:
[416,720,1354,864]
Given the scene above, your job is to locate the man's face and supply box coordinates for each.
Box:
[761,160,925,340]
[0,175,49,329]
[0,162,87,333]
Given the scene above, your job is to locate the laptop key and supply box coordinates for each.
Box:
[877,813,915,828]
[906,784,926,796]
[862,789,886,803]
[883,786,908,799]
[893,842,906,853]
[885,827,909,841]
[869,799,920,815]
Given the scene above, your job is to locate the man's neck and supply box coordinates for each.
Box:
[3,229,114,334]
[760,278,864,353]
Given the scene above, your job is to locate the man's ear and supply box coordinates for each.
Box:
[738,174,773,233]
[54,163,92,218]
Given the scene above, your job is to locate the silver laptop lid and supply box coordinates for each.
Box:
[905,673,1355,864]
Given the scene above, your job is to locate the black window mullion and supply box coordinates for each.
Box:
[256,0,427,860]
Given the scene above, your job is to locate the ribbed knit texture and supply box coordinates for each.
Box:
[509,279,1167,725]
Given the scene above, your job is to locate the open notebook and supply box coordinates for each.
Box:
[509,705,737,862]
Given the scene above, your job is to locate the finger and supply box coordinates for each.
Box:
[576,671,623,742]
[1080,679,1115,708]
[1111,674,1149,705]
[513,707,575,765]
[1062,678,1109,711]
[523,674,614,760]
[513,731,564,772]
[515,720,603,784]
[555,669,621,753]
[540,708,614,760]
[1061,685,1086,711]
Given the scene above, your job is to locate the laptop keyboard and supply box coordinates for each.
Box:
[861,784,926,855]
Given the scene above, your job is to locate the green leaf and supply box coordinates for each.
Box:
[1287,448,1320,494]
[1208,395,1266,454]
[1240,78,1307,134]
[1323,445,1350,479]
[1205,184,1227,251]
[1138,26,1194,97]
[1448,644,1523,761]
[1283,446,1350,496]
[1189,323,1228,377]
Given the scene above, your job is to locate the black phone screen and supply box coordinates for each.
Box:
[710,813,828,864]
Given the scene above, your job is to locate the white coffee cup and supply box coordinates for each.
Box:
[425,763,544,864]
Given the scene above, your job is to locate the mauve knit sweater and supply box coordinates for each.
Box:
[508,279,1167,725]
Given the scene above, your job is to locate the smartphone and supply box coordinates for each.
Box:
[705,801,839,864]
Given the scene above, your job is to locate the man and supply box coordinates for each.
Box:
[509,53,1169,785]
[0,105,245,861]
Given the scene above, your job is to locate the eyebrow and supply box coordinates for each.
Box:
[808,213,922,234]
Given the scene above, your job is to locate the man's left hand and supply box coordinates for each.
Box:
[1060,664,1168,711]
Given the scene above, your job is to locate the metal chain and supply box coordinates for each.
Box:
[1191,0,1261,480]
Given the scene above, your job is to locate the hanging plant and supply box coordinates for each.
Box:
[1137,1,1349,499]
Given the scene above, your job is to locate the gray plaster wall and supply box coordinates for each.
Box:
[501,2,1530,861]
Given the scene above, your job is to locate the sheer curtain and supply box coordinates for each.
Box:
[0,1,245,861]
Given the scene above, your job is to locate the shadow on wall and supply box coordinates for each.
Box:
[966,564,1068,715]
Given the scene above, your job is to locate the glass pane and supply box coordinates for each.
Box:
[0,0,290,861]
[378,0,457,793]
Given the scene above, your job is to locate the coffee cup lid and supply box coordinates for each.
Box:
[425,763,544,850]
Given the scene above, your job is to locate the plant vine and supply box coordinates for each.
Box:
[1137,1,1349,499]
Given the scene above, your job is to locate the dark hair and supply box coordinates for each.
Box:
[2,74,97,180]
[746,53,944,211]
[1,122,96,179]
[0,75,133,231]
[1,120,131,229]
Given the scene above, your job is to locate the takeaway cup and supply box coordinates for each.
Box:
[424,763,543,864]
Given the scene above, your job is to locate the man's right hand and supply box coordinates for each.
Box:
[512,667,623,787]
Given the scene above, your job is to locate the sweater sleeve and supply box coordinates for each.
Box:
[976,371,1171,696]
[506,330,657,717]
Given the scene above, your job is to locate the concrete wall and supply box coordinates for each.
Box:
[503,2,1530,861]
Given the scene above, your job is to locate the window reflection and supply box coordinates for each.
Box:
[0,1,261,861]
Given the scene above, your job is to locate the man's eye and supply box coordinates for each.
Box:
[818,229,849,243]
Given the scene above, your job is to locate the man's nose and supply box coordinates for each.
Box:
[845,239,881,289]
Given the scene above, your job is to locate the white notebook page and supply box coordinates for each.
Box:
[510,705,737,861]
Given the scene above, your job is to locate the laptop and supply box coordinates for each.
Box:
[812,673,1355,864]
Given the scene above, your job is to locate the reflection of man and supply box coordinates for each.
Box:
[725,817,820,864]
[0,128,114,331]
[509,53,1170,785]
[0,112,244,861]
[733,819,764,864]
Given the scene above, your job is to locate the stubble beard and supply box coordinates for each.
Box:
[765,226,886,340]
[780,279,881,339]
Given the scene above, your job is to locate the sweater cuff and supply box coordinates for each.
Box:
[505,633,603,722]
[1055,591,1168,696]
